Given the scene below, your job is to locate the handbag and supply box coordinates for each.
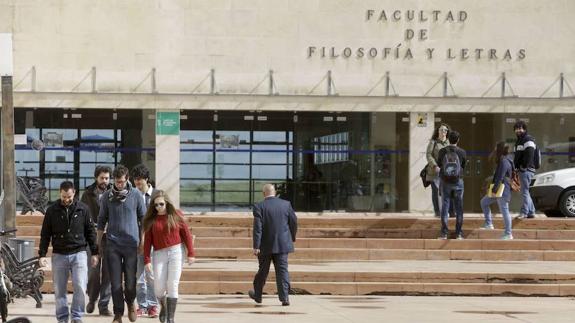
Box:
[510,170,521,192]
[420,166,431,188]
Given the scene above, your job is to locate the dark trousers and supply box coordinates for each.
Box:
[440,179,465,236]
[106,240,138,315]
[253,253,290,302]
[87,233,111,310]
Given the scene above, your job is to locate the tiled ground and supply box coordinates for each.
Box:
[7,294,575,323]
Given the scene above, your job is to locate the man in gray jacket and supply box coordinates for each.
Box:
[98,165,145,323]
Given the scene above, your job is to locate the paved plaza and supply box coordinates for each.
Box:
[6,294,575,323]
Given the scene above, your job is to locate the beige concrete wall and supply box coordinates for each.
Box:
[0,0,574,99]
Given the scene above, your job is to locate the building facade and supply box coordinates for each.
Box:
[3,0,575,212]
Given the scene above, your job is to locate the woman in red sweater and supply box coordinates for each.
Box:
[143,190,194,323]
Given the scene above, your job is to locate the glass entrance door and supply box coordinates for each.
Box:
[435,114,497,213]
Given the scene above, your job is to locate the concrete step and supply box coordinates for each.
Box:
[37,259,575,296]
[42,270,575,284]
[17,226,575,240]
[20,236,575,251]
[38,279,575,296]
[189,248,575,261]
[16,214,575,230]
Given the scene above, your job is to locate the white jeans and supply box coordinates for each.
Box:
[153,244,183,298]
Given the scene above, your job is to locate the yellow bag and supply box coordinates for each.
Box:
[487,183,504,198]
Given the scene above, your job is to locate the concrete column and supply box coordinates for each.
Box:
[409,112,435,213]
[1,34,15,230]
[155,111,180,208]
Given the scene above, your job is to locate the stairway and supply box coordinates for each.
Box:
[16,214,575,296]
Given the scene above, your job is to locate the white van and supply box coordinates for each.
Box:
[530,168,575,217]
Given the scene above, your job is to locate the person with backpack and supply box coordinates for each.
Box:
[480,142,515,240]
[426,123,455,218]
[436,130,467,240]
[513,120,538,219]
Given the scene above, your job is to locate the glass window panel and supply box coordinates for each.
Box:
[253,131,286,143]
[215,165,249,179]
[181,145,213,163]
[252,144,287,164]
[180,180,212,204]
[181,130,213,143]
[215,191,250,203]
[214,180,250,191]
[215,151,250,164]
[181,164,213,179]
[251,165,287,179]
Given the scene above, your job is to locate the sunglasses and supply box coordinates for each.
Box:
[154,203,165,207]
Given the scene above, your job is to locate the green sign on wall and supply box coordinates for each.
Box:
[156,111,180,135]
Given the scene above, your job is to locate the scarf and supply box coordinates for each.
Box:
[109,181,132,203]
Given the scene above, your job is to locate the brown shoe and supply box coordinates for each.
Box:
[127,303,137,322]
[112,314,122,323]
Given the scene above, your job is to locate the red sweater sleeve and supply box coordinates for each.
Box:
[143,228,153,265]
[178,213,195,257]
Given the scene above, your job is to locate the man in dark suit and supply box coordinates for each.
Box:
[249,184,298,306]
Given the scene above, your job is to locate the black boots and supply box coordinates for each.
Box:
[166,297,178,323]
[159,297,167,323]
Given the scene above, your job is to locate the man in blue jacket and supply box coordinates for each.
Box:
[248,184,298,306]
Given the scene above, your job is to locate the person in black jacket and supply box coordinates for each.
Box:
[436,131,467,240]
[513,120,536,218]
[39,181,99,323]
[248,184,297,306]
[81,165,113,316]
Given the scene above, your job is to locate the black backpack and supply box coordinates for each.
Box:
[441,147,462,183]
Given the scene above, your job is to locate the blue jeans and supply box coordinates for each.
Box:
[480,196,512,235]
[440,179,464,236]
[431,179,455,216]
[136,254,157,309]
[519,171,536,216]
[52,251,88,322]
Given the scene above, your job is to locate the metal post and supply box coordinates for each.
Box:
[151,68,157,93]
[269,69,274,95]
[501,72,506,98]
[385,71,390,96]
[327,70,332,96]
[559,73,564,98]
[443,72,448,97]
[91,67,97,93]
[31,66,36,92]
[210,69,215,95]
[1,75,15,231]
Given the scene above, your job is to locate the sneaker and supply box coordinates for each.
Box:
[480,223,494,230]
[501,234,514,240]
[147,306,158,318]
[136,308,146,317]
[516,213,535,219]
[456,234,464,240]
[438,234,448,240]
